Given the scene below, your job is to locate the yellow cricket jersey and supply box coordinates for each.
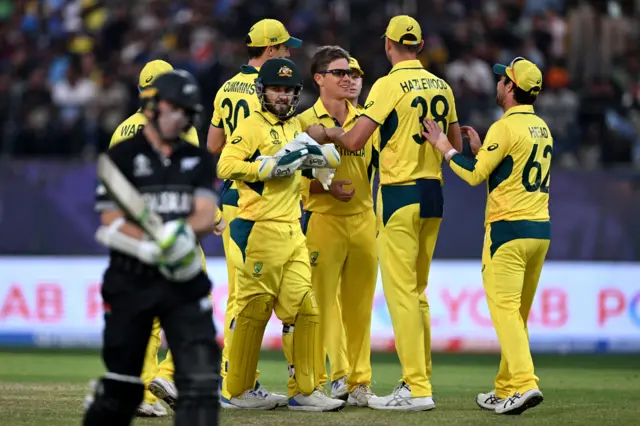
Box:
[363,59,458,185]
[216,109,304,222]
[109,111,199,148]
[449,105,553,226]
[210,65,262,201]
[297,99,378,215]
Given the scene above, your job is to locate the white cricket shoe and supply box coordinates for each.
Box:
[288,389,346,412]
[221,388,278,410]
[149,377,178,409]
[495,389,543,415]
[476,390,505,410]
[368,382,435,411]
[347,384,376,407]
[255,383,288,407]
[136,401,167,417]
[330,376,348,400]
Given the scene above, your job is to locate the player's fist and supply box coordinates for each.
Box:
[328,180,355,202]
[213,217,226,236]
[461,126,482,155]
[306,124,328,143]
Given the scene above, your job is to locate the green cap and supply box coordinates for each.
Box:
[257,58,302,88]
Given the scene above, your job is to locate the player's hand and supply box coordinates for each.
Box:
[422,118,453,154]
[158,219,197,262]
[312,168,335,190]
[328,180,355,202]
[258,148,308,180]
[213,217,226,236]
[461,125,482,155]
[325,127,345,142]
[306,124,328,143]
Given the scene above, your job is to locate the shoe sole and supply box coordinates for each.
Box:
[221,400,278,410]
[368,404,435,412]
[148,382,177,410]
[500,394,544,415]
[332,393,348,401]
[288,404,345,412]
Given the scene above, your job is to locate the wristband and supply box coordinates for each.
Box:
[444,149,458,162]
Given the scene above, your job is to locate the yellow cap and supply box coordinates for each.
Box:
[246,19,302,48]
[493,57,543,95]
[349,57,364,75]
[384,15,422,45]
[139,60,173,88]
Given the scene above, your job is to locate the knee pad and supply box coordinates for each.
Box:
[82,373,144,426]
[227,293,274,396]
[292,290,320,395]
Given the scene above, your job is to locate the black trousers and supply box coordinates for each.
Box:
[84,263,220,426]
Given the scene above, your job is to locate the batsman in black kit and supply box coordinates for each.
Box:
[83,71,224,426]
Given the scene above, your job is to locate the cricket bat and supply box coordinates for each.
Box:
[97,153,165,242]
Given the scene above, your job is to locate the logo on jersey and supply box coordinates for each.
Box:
[133,154,152,177]
[270,129,281,144]
[181,157,200,171]
[253,262,263,278]
[141,191,193,215]
[488,144,499,151]
[278,66,293,78]
[310,251,319,266]
[364,101,374,109]
[231,136,243,144]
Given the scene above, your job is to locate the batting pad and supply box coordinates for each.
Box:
[226,294,274,397]
[292,291,321,395]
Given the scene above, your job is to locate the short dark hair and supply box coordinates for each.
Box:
[245,35,283,59]
[310,45,350,90]
[505,76,538,105]
[390,39,422,54]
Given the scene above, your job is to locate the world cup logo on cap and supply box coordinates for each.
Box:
[278,66,293,78]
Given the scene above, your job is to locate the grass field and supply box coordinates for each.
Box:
[0,349,639,425]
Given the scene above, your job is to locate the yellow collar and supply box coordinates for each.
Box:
[389,59,423,74]
[503,104,535,118]
[255,109,285,126]
[312,97,360,127]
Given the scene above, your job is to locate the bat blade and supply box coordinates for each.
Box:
[97,153,164,241]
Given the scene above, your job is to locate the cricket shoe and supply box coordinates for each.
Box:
[136,401,168,417]
[347,384,376,407]
[149,377,177,410]
[368,382,435,411]
[330,376,348,400]
[476,390,505,410]
[495,389,544,415]
[254,381,288,407]
[221,388,278,410]
[288,389,346,412]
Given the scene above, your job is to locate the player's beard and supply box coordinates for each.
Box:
[495,88,504,109]
[265,99,293,119]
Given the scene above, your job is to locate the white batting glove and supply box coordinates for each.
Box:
[257,148,308,180]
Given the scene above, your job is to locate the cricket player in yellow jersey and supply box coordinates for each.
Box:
[109,60,204,417]
[297,47,377,406]
[217,58,345,411]
[207,18,302,408]
[325,15,463,411]
[422,57,551,416]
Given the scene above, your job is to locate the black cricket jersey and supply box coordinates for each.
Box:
[95,132,216,273]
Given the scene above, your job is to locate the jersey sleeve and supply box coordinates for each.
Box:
[446,88,459,126]
[95,143,131,213]
[183,126,200,147]
[216,125,261,182]
[210,90,224,128]
[362,77,399,125]
[449,121,512,186]
[194,151,217,201]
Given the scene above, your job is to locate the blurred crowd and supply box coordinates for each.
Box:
[0,0,639,169]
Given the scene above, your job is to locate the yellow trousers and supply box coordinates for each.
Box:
[482,221,550,397]
[378,182,442,398]
[303,209,377,392]
[140,246,207,403]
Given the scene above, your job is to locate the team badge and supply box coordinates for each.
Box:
[310,251,319,265]
[278,66,293,78]
[253,262,263,278]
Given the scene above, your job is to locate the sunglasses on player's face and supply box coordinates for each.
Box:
[319,69,352,78]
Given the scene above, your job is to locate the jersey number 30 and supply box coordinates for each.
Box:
[221,98,250,134]
[411,95,449,144]
[522,143,552,193]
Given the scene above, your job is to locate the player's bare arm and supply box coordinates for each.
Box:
[100,210,145,239]
[188,196,220,237]
[448,121,464,153]
[325,116,378,152]
[207,125,226,154]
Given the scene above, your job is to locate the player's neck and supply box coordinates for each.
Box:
[502,99,520,113]
[143,124,173,157]
[347,98,358,109]
[320,94,348,124]
[248,58,265,68]
[390,53,417,67]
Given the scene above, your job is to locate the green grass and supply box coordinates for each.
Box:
[0,349,639,425]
